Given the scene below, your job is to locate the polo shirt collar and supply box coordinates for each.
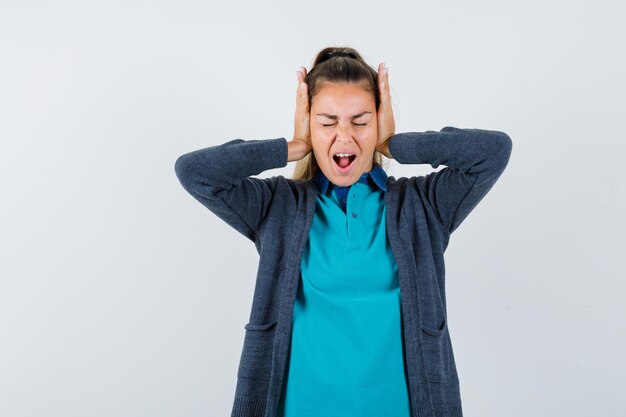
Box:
[313,162,388,195]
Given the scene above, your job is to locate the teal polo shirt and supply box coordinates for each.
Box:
[276,162,412,417]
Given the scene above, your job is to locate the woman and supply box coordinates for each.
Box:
[175,46,512,417]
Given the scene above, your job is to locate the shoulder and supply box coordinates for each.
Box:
[256,175,316,204]
[384,174,433,209]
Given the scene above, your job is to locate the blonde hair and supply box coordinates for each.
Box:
[291,46,388,181]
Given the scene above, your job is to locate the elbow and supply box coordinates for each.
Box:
[498,130,512,158]
[497,130,512,153]
[492,131,512,171]
[174,153,197,190]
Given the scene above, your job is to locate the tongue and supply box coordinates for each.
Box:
[337,156,351,168]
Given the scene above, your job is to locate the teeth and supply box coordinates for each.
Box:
[334,153,354,157]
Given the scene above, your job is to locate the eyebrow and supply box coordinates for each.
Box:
[315,111,372,120]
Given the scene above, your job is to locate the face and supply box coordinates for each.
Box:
[310,82,378,187]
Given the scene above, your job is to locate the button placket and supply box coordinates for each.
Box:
[347,185,365,239]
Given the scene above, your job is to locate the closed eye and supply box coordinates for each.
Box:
[322,123,367,127]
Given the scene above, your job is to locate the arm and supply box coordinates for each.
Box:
[387,126,512,235]
[174,137,289,243]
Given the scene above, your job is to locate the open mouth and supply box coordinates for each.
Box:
[332,153,357,171]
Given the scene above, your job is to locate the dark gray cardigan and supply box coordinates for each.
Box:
[174,126,512,417]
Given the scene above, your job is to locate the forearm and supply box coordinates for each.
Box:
[387,126,512,174]
[175,137,288,190]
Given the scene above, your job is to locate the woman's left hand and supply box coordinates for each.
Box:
[375,62,395,159]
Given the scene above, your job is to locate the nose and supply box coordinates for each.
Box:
[336,124,354,143]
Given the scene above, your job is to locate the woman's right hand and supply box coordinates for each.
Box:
[288,66,313,162]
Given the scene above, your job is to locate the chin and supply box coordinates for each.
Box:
[332,176,355,187]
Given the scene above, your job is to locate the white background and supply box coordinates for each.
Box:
[1,1,624,416]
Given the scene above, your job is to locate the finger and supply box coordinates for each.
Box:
[295,67,309,115]
[296,82,308,112]
[296,66,308,84]
[296,68,305,98]
[379,65,391,102]
[296,67,307,91]
[384,64,389,92]
[299,81,309,107]
[298,81,307,97]
[298,66,304,83]
[378,63,386,92]
[300,82,309,110]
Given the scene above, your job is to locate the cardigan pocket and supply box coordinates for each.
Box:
[244,321,278,331]
[237,320,278,382]
[420,318,451,383]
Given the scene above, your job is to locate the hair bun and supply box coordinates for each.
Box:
[320,51,357,63]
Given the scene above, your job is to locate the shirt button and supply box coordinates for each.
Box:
[351,212,358,218]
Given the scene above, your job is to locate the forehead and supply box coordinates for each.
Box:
[312,82,374,114]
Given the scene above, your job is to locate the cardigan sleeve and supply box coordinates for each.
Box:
[174,137,289,243]
[387,126,512,235]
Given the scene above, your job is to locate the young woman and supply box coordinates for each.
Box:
[175,46,512,417]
